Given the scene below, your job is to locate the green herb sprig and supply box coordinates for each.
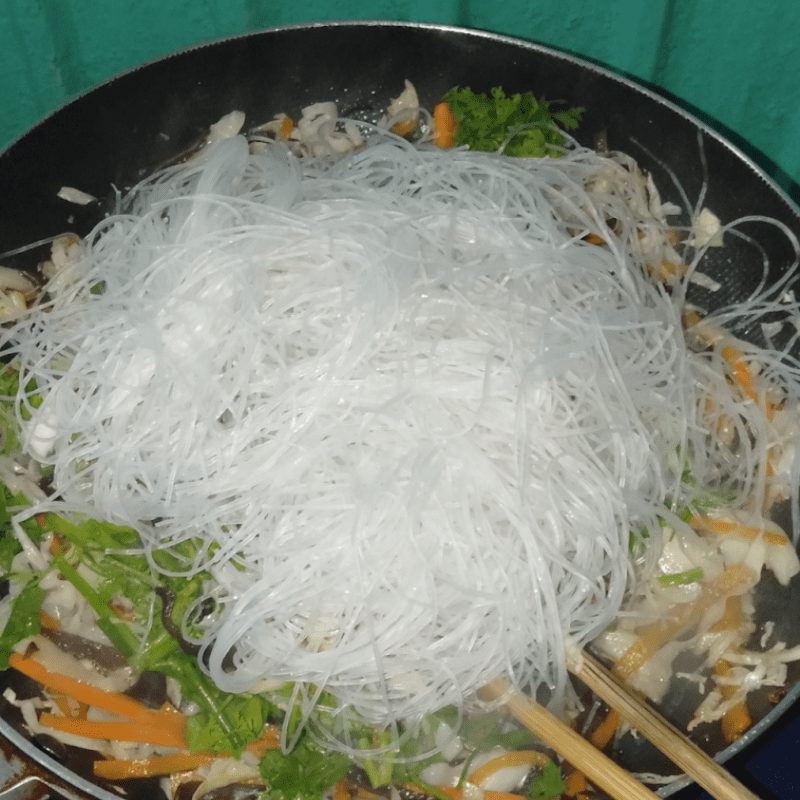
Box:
[442,87,583,158]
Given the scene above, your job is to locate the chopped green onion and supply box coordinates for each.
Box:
[657,566,704,587]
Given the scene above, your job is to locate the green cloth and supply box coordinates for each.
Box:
[0,0,797,197]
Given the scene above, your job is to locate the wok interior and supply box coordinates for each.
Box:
[1,20,800,800]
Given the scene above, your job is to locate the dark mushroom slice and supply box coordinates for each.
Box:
[40,627,129,673]
[123,670,170,710]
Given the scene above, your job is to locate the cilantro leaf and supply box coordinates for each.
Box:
[453,707,536,752]
[259,734,352,800]
[0,530,20,576]
[185,692,278,754]
[47,513,140,550]
[441,87,583,158]
[527,760,566,800]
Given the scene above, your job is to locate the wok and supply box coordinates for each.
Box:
[0,19,798,800]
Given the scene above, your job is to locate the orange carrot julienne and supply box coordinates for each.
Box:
[48,531,65,557]
[92,724,281,781]
[405,783,529,800]
[243,723,282,755]
[714,659,752,743]
[720,700,752,744]
[688,514,788,546]
[563,769,588,799]
[38,713,186,749]
[432,102,456,148]
[613,564,756,680]
[47,689,87,721]
[38,609,59,630]
[466,749,549,786]
[391,117,417,137]
[49,692,75,720]
[8,652,185,738]
[280,116,293,139]
[711,595,742,634]
[407,785,525,800]
[721,344,757,403]
[94,751,218,780]
[648,259,688,282]
[354,787,386,800]
[583,232,605,246]
[588,708,619,750]
[333,779,351,800]
[720,343,780,427]
[562,708,618,799]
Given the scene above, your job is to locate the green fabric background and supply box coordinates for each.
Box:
[0,0,798,199]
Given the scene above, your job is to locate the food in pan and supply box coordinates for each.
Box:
[0,83,798,800]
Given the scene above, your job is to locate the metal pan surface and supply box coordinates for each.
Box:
[0,19,798,800]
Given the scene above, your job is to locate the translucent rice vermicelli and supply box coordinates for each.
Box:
[0,128,786,748]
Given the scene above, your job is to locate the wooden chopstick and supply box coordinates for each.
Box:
[568,649,762,800]
[479,679,661,800]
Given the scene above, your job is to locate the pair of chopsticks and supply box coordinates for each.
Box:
[480,650,761,800]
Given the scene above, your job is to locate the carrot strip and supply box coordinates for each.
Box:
[407,785,525,800]
[710,595,742,634]
[92,723,281,781]
[721,341,776,424]
[689,515,788,547]
[713,659,752,743]
[94,751,217,780]
[8,652,185,738]
[47,531,65,556]
[280,116,293,139]
[588,708,619,750]
[49,692,74,719]
[721,345,757,403]
[39,713,186,748]
[683,309,703,329]
[613,564,757,680]
[467,750,549,786]
[561,708,618,799]
[720,703,752,745]
[244,724,281,754]
[563,769,588,799]
[333,779,351,800]
[646,260,687,281]
[391,118,417,137]
[354,788,386,800]
[432,103,456,148]
[721,345,775,422]
[38,609,59,630]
